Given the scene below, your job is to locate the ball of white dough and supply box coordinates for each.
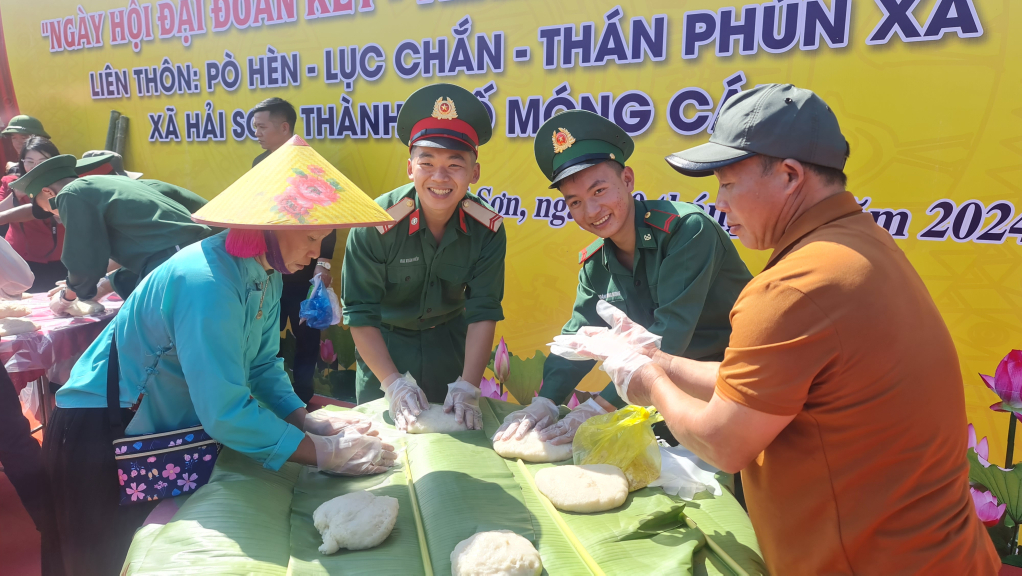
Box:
[313,490,399,554]
[450,530,542,576]
[403,404,470,434]
[535,464,629,513]
[493,429,572,463]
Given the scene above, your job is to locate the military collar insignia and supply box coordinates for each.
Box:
[460,198,503,232]
[552,128,575,154]
[579,237,605,264]
[432,97,458,120]
[377,197,417,234]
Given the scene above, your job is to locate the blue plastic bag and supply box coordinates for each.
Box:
[299,276,334,330]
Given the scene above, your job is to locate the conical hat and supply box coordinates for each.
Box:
[192,136,393,230]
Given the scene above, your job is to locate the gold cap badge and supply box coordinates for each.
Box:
[432,97,458,120]
[552,128,575,154]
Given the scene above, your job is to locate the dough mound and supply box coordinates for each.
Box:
[0,301,30,318]
[403,404,469,434]
[493,429,571,463]
[535,464,628,513]
[0,317,39,336]
[312,490,399,554]
[66,299,105,317]
[451,530,542,576]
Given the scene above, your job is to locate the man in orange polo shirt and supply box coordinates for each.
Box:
[552,84,998,574]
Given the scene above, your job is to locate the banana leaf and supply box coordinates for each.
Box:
[126,399,763,575]
[122,449,299,575]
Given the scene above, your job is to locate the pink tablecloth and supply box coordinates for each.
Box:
[0,293,122,389]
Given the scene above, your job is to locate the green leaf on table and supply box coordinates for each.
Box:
[1002,554,1022,568]
[968,449,1022,523]
[502,350,546,404]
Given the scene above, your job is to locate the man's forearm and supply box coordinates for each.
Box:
[650,350,720,402]
[642,364,730,469]
[350,326,400,383]
[284,406,309,429]
[462,320,496,386]
[0,205,35,226]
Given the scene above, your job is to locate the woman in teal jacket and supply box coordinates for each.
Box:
[39,137,396,576]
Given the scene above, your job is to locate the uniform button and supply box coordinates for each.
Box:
[430,281,434,287]
[405,276,411,281]
[634,280,641,287]
[426,308,432,313]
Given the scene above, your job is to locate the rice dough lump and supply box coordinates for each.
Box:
[0,301,30,318]
[66,299,105,317]
[313,490,399,554]
[403,404,469,434]
[535,464,629,513]
[0,317,39,336]
[493,429,572,463]
[450,530,542,576]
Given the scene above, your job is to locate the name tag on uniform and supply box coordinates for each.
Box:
[598,291,623,301]
[400,257,420,264]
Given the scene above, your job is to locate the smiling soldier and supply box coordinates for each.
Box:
[342,84,505,432]
[494,110,752,449]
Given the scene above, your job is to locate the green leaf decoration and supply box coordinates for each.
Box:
[1003,554,1022,568]
[968,449,1022,523]
[324,325,357,370]
[291,168,306,177]
[326,178,341,189]
[502,350,547,404]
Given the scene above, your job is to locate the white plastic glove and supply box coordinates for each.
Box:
[492,396,560,442]
[537,398,608,445]
[49,289,75,317]
[383,372,429,431]
[443,378,482,430]
[309,424,397,476]
[47,280,66,298]
[549,300,661,362]
[601,350,653,405]
[303,409,370,436]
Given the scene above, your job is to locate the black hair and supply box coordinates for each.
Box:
[759,155,847,187]
[251,97,297,134]
[12,136,59,177]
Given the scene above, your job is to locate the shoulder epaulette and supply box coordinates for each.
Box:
[460,197,503,232]
[376,197,416,234]
[579,238,604,264]
[643,209,680,233]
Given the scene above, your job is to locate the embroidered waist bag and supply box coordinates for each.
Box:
[108,335,221,505]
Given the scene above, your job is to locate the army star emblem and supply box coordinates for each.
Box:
[552,128,575,154]
[432,97,458,120]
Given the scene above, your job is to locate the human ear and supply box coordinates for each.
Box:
[780,159,805,195]
[621,166,635,193]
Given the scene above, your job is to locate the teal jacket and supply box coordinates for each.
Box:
[55,232,306,470]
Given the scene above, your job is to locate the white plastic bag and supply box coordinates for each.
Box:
[324,286,342,326]
[19,381,40,422]
[648,445,722,500]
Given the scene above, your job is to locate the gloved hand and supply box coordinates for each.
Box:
[492,396,559,442]
[304,409,370,436]
[49,289,75,317]
[549,300,661,362]
[309,424,397,476]
[443,378,482,430]
[382,372,429,432]
[537,398,608,445]
[601,350,653,405]
[47,280,66,298]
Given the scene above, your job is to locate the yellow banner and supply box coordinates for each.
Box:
[3,0,1019,459]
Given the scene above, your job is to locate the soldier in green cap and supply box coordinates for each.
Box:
[10,154,213,314]
[2,115,50,173]
[342,83,506,431]
[493,109,753,447]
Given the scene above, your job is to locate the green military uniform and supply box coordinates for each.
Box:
[11,155,212,300]
[533,110,753,407]
[342,83,505,404]
[252,150,271,167]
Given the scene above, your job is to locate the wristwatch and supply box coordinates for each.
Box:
[316,260,331,270]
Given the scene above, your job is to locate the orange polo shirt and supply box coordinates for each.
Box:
[716,192,998,574]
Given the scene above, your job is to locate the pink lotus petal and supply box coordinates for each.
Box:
[567,393,580,409]
[971,487,1006,527]
[320,340,337,364]
[493,337,511,383]
[980,373,997,392]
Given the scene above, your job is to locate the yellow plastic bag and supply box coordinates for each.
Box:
[572,405,664,491]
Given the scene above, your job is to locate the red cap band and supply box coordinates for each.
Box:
[78,163,115,177]
[409,117,479,151]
